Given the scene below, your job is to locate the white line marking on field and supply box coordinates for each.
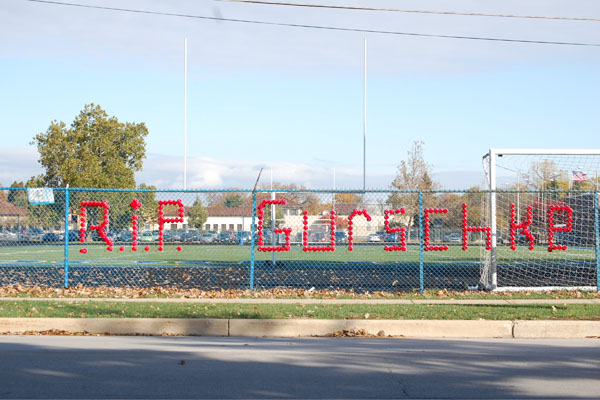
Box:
[0,248,63,256]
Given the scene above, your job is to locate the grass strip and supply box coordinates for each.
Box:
[0,301,598,320]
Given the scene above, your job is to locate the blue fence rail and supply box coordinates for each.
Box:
[0,187,598,292]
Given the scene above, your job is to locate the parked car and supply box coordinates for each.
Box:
[199,232,218,243]
[0,231,18,242]
[164,230,183,242]
[41,233,62,243]
[368,233,381,242]
[90,230,116,242]
[117,230,133,242]
[306,231,327,243]
[515,233,532,244]
[444,232,462,243]
[181,231,200,242]
[139,232,154,242]
[235,231,253,245]
[21,228,44,242]
[334,231,349,244]
[217,231,235,243]
[67,230,80,242]
[384,232,401,243]
[262,230,274,243]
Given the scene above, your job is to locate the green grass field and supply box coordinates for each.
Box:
[0,242,595,266]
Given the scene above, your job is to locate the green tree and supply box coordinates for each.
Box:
[205,191,249,207]
[21,176,60,228]
[434,192,464,228]
[262,204,284,229]
[224,194,243,208]
[461,186,514,238]
[187,196,209,229]
[253,193,286,229]
[8,181,27,207]
[570,178,595,191]
[135,184,159,228]
[333,192,362,206]
[460,186,485,226]
[31,104,148,188]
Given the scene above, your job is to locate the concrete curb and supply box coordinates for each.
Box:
[0,318,228,336]
[228,319,514,338]
[513,320,600,338]
[1,318,599,338]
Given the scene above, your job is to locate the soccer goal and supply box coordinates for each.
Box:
[481,149,600,291]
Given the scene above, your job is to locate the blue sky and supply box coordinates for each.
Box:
[1,0,599,189]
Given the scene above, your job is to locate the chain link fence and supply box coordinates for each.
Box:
[1,187,598,292]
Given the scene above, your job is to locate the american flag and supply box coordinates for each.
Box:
[572,170,589,182]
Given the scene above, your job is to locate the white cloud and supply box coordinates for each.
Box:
[135,153,395,190]
[136,154,483,190]
[0,148,42,186]
[0,147,484,191]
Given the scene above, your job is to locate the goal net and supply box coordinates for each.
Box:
[481,149,600,291]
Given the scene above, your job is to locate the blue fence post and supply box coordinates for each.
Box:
[594,191,600,292]
[418,191,424,293]
[63,186,70,288]
[249,192,257,291]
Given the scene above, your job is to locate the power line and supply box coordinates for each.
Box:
[23,0,600,47]
[222,0,600,22]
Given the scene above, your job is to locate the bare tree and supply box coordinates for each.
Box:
[388,141,439,239]
[526,160,559,189]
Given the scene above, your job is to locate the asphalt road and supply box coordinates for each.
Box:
[0,336,598,399]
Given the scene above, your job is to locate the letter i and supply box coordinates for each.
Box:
[130,198,142,251]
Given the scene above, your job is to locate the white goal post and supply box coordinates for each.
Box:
[482,148,600,291]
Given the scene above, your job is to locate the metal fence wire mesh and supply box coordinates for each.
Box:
[482,190,599,289]
[0,187,598,292]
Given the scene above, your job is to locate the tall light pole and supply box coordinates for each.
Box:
[183,37,188,190]
[332,167,336,210]
[363,37,367,191]
[516,170,521,220]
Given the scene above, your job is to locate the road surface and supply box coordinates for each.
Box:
[0,336,598,399]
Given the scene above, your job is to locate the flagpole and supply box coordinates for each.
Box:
[569,170,572,191]
[184,37,188,190]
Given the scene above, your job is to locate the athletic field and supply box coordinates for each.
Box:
[0,242,596,291]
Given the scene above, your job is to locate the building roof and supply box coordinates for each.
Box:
[161,198,354,218]
[207,205,254,217]
[333,203,360,216]
[0,200,29,216]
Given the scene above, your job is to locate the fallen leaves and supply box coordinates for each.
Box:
[325,329,374,337]
[0,330,189,336]
[0,284,597,300]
